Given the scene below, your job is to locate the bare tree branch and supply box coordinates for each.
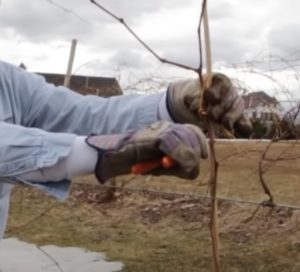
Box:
[90,0,198,72]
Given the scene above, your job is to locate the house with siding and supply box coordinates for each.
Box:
[38,73,122,97]
[242,91,281,126]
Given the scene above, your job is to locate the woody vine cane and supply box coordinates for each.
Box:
[90,0,221,271]
[197,2,220,271]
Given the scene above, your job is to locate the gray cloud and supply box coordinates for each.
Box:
[103,49,155,69]
[0,1,94,42]
[267,23,300,58]
[0,0,195,42]
[0,0,300,76]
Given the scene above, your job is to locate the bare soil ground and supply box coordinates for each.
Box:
[6,141,300,271]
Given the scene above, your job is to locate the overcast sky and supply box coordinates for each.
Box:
[0,0,300,98]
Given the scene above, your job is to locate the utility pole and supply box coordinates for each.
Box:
[64,39,77,87]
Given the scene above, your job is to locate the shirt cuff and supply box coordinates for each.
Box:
[22,179,72,201]
[16,136,98,201]
[158,92,174,122]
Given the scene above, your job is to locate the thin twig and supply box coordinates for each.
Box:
[256,129,300,210]
[243,200,275,224]
[197,0,207,87]
[258,134,293,205]
[90,0,198,72]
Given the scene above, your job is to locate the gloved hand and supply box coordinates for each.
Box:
[166,73,252,137]
[85,121,208,183]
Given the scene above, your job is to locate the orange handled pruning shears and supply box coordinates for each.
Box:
[131,156,175,174]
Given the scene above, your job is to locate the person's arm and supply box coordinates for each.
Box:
[0,119,209,239]
[0,60,172,239]
[0,60,164,135]
[0,118,209,195]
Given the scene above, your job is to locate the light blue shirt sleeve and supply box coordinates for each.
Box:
[0,183,12,238]
[0,60,168,238]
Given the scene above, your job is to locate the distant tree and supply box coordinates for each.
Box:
[277,119,300,139]
[266,109,300,140]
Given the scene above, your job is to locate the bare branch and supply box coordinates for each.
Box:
[90,0,198,72]
[197,0,207,87]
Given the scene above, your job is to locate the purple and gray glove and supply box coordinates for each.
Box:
[86,121,208,183]
[167,73,252,137]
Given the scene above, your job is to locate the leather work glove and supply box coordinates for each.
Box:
[166,73,252,137]
[85,121,208,183]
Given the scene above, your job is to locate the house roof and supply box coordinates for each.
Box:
[242,91,278,108]
[37,73,122,97]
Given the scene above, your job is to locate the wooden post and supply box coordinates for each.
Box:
[64,39,77,87]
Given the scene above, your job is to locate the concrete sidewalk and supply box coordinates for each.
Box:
[0,238,123,272]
